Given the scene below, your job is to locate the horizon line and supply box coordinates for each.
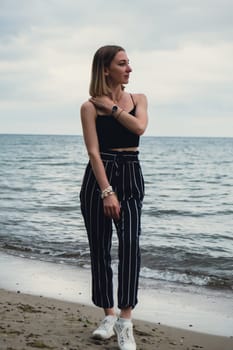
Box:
[0,133,232,139]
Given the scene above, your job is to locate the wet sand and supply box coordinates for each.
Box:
[0,289,233,350]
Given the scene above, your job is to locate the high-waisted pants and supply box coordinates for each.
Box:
[80,151,144,310]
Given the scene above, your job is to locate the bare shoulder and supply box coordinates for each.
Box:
[80,100,96,119]
[131,93,148,105]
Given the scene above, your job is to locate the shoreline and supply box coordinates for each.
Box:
[0,252,233,338]
[1,289,233,350]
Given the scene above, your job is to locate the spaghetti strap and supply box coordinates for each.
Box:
[130,93,136,107]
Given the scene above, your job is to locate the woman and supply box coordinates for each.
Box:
[80,45,148,350]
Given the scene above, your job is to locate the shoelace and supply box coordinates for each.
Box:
[98,318,113,331]
[118,324,134,345]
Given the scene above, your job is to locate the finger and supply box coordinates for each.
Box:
[104,207,110,217]
[112,206,120,220]
[104,206,113,218]
[104,206,116,219]
[115,208,121,220]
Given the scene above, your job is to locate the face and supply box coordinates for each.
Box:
[105,50,132,85]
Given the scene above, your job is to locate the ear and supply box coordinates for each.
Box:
[104,67,109,76]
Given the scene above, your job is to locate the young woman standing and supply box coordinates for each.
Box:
[80,45,148,350]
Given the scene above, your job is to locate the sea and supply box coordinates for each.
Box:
[0,134,233,294]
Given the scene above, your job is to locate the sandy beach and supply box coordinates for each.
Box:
[0,253,233,350]
[0,288,232,350]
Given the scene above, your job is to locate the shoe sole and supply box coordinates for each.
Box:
[92,331,115,340]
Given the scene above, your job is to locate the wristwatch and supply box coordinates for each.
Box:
[111,105,118,115]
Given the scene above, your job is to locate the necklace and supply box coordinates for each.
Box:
[112,91,123,104]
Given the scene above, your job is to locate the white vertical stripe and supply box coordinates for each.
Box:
[122,162,125,201]
[126,200,132,305]
[132,162,140,198]
[133,199,139,304]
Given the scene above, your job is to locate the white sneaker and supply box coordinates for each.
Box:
[92,315,117,340]
[114,318,136,350]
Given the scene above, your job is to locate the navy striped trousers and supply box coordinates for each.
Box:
[80,151,144,310]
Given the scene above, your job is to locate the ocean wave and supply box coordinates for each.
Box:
[2,243,39,254]
[0,241,89,263]
[0,185,32,192]
[144,209,201,217]
[140,267,233,290]
[35,162,74,166]
[41,205,78,212]
[144,208,233,217]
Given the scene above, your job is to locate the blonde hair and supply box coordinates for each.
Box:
[89,45,125,97]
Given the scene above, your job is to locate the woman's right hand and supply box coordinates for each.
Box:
[103,193,121,221]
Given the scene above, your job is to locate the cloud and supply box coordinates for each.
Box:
[130,42,233,107]
[0,0,232,136]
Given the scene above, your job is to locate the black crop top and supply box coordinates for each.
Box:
[96,105,139,151]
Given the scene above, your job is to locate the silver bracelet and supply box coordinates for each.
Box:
[102,191,115,199]
[101,186,114,199]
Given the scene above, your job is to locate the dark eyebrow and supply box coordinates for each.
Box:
[118,59,129,63]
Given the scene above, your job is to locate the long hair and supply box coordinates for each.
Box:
[89,45,125,97]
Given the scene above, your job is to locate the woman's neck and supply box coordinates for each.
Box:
[110,89,124,104]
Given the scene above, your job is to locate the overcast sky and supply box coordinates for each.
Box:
[0,0,232,137]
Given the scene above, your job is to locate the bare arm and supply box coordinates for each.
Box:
[80,101,120,220]
[115,94,148,135]
[90,93,148,135]
[80,101,109,191]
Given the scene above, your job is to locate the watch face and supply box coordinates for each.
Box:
[112,105,118,114]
